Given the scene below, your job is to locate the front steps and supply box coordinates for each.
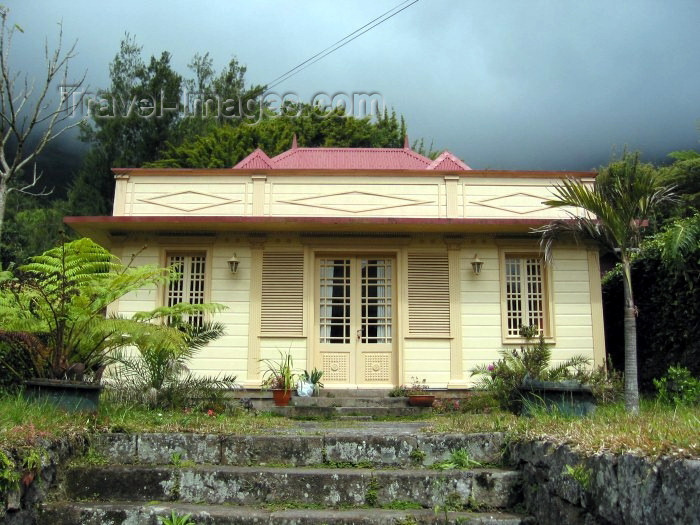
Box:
[44,502,528,524]
[233,388,455,418]
[42,426,533,524]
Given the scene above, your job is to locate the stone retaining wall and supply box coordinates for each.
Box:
[0,436,87,525]
[3,432,699,525]
[507,440,700,525]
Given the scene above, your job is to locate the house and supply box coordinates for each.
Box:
[65,138,605,389]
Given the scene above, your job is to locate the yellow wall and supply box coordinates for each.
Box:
[112,237,252,380]
[460,242,600,385]
[110,233,603,389]
[109,168,601,387]
[114,173,591,221]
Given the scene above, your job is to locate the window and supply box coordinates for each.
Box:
[166,253,207,327]
[503,254,548,338]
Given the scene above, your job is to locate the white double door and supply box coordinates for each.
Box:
[316,256,395,386]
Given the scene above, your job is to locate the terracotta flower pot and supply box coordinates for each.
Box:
[408,394,435,407]
[272,389,292,406]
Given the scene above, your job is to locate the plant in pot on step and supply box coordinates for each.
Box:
[260,351,296,406]
[297,367,324,397]
[405,377,435,407]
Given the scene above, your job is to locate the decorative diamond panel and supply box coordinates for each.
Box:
[281,191,430,214]
[140,191,239,212]
[364,354,390,382]
[473,193,550,215]
[322,353,349,382]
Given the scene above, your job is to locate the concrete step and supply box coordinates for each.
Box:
[268,405,430,418]
[249,395,420,417]
[42,501,533,524]
[91,431,506,467]
[64,465,522,509]
[231,389,461,411]
[287,396,411,407]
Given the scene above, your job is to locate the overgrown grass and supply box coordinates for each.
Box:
[0,395,293,451]
[0,394,93,450]
[97,401,293,434]
[1,393,697,460]
[431,400,700,458]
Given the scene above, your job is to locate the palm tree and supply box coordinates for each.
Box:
[538,152,675,413]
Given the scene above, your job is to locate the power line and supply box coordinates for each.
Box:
[266,0,420,90]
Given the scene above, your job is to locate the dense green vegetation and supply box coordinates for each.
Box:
[603,215,700,391]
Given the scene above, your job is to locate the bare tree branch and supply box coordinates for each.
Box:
[8,163,52,196]
[0,7,86,240]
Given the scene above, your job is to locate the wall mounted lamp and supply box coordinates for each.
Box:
[227,253,240,275]
[471,254,484,276]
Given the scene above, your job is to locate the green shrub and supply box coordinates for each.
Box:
[654,365,700,406]
[0,337,38,392]
[471,326,591,411]
[0,449,19,495]
[108,321,236,411]
[603,226,700,391]
[157,511,196,525]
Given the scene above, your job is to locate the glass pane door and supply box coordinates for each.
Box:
[317,256,395,386]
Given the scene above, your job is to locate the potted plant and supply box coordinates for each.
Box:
[260,351,296,406]
[470,325,601,415]
[297,368,324,397]
[405,377,435,407]
[0,238,221,411]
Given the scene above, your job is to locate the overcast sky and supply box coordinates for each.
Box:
[6,0,700,170]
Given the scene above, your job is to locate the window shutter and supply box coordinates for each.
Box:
[260,251,304,335]
[407,251,451,336]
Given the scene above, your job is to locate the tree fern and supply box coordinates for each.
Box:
[0,238,226,382]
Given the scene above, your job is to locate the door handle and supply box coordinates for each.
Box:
[357,329,362,340]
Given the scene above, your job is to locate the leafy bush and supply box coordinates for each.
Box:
[0,239,186,382]
[108,320,237,411]
[654,365,700,406]
[471,326,592,411]
[388,385,408,397]
[157,511,196,525]
[0,336,39,392]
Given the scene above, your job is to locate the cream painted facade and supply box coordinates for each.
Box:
[72,166,605,389]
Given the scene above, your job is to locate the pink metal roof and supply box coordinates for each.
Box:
[232,141,471,171]
[233,148,274,169]
[428,151,472,171]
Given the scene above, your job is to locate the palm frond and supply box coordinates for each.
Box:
[659,215,700,266]
[538,152,676,264]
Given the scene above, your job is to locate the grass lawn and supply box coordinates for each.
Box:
[430,401,700,459]
[0,394,697,459]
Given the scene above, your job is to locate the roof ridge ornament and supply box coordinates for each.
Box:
[292,133,298,149]
[403,134,410,149]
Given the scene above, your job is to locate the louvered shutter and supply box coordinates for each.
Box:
[407,251,451,336]
[260,251,304,335]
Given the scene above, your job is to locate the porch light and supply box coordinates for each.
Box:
[227,253,240,275]
[471,254,484,276]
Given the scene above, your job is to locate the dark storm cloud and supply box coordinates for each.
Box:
[5,0,700,170]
